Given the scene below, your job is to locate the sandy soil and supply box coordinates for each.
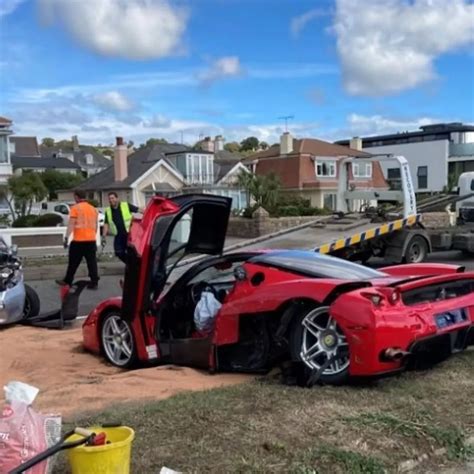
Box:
[0,325,250,417]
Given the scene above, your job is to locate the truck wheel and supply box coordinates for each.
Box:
[404,236,428,263]
[290,306,350,386]
[23,284,40,319]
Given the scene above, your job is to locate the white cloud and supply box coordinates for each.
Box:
[290,8,326,37]
[38,0,188,60]
[93,91,134,112]
[347,114,443,136]
[198,56,243,85]
[334,0,474,96]
[0,0,26,17]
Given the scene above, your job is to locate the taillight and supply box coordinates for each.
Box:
[378,287,401,305]
[361,291,384,307]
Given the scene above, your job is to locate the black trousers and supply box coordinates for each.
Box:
[64,241,99,285]
[113,233,128,264]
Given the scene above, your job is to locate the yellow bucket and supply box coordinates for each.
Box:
[67,426,135,474]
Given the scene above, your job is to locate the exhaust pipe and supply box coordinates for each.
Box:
[383,348,411,361]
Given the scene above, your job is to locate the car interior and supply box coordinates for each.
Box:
[156,256,251,341]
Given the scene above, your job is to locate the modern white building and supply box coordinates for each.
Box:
[337,123,474,193]
[0,117,14,213]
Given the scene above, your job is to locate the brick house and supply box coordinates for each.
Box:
[244,132,387,210]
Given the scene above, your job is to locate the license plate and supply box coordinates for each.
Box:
[434,308,468,329]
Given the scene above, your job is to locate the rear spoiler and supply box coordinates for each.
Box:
[389,272,474,293]
[380,263,465,278]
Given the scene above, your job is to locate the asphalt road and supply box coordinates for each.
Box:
[28,250,474,317]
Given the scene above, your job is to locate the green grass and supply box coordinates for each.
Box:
[53,351,474,473]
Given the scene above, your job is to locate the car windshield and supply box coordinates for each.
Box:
[251,251,387,280]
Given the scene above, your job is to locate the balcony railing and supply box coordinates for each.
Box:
[449,143,474,157]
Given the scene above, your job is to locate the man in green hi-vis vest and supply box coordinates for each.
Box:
[102,192,141,263]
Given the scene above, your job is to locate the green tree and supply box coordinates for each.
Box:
[1,173,48,219]
[41,137,55,147]
[240,136,259,152]
[238,171,280,211]
[55,139,73,149]
[224,141,240,153]
[41,170,84,200]
[139,138,168,149]
[260,141,269,150]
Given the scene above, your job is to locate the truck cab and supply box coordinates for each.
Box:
[456,172,474,224]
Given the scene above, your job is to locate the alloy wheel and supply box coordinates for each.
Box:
[300,307,349,375]
[102,315,134,366]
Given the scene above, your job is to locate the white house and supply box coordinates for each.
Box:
[336,123,474,193]
[0,117,14,213]
[61,137,249,210]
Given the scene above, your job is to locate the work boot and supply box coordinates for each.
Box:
[55,279,68,286]
[87,282,99,290]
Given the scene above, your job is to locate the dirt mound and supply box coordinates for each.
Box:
[0,325,250,417]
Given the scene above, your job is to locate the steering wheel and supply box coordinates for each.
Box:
[190,282,217,305]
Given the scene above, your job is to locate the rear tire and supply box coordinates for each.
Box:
[403,236,429,263]
[100,312,137,368]
[23,284,40,319]
[290,306,350,386]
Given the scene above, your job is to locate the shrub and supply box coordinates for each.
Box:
[88,199,99,208]
[12,215,39,228]
[0,214,11,227]
[276,205,300,216]
[34,213,64,227]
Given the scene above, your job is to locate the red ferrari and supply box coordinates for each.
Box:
[83,195,474,385]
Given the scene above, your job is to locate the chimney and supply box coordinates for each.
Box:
[280,132,293,155]
[72,135,80,152]
[214,135,224,152]
[114,136,128,181]
[349,137,363,151]
[201,136,214,152]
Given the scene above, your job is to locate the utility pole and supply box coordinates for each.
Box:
[278,115,294,132]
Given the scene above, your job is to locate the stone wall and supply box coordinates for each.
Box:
[421,211,452,229]
[227,207,323,238]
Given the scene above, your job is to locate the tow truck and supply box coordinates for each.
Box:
[224,156,474,265]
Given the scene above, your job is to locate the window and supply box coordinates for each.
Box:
[187,154,214,184]
[316,160,336,178]
[8,142,15,154]
[54,205,69,215]
[417,166,428,189]
[387,168,401,179]
[471,180,474,192]
[323,193,337,210]
[352,162,372,178]
[85,154,93,165]
[0,137,9,163]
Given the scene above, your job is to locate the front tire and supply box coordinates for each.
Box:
[101,313,137,368]
[290,306,350,385]
[23,284,40,319]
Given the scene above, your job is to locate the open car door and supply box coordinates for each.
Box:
[120,194,231,328]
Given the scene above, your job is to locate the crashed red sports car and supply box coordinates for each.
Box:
[83,195,474,385]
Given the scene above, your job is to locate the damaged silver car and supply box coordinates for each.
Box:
[0,238,40,325]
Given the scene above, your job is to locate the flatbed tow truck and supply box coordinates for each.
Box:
[214,155,474,265]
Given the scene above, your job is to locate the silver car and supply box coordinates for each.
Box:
[0,238,40,325]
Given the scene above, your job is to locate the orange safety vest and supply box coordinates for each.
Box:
[70,201,98,242]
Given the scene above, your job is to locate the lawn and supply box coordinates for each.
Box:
[54,352,474,473]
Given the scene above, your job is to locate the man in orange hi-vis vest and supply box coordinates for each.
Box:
[56,190,99,289]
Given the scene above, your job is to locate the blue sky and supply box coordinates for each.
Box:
[0,0,473,146]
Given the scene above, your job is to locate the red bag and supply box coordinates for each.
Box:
[0,401,61,474]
